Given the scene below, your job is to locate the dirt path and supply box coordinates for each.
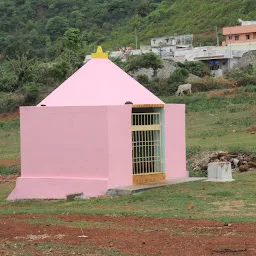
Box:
[1,214,256,255]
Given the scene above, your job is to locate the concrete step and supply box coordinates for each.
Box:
[106,177,206,196]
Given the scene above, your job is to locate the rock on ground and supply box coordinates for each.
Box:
[234,50,256,68]
[130,60,177,81]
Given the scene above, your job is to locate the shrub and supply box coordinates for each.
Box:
[239,85,256,92]
[137,74,149,85]
[224,64,256,86]
[0,165,20,176]
[169,68,189,83]
[178,61,211,77]
[140,52,163,71]
[191,77,230,92]
[47,61,70,82]
[110,57,125,69]
[23,85,40,105]
[0,62,18,92]
[125,52,163,72]
[0,95,24,114]
[143,79,180,96]
[144,79,169,96]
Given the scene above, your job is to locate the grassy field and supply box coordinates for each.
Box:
[0,119,20,160]
[1,172,256,223]
[1,92,255,165]
[1,91,256,255]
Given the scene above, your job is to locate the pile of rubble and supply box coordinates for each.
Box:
[189,151,256,173]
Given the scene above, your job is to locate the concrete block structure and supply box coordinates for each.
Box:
[8,46,188,200]
[207,162,233,182]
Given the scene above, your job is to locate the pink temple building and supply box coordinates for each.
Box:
[8,47,188,200]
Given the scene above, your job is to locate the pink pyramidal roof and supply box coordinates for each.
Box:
[38,58,164,107]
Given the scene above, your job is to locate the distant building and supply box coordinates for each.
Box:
[83,24,256,77]
[238,19,256,26]
[150,34,193,59]
[84,46,152,63]
[222,19,256,46]
[151,34,193,47]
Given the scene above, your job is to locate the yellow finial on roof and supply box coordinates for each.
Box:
[91,46,108,59]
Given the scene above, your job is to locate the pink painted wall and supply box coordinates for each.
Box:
[164,104,188,179]
[8,105,133,200]
[20,106,109,179]
[107,106,133,188]
[8,103,188,200]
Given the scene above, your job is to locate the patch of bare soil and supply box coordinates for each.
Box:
[210,200,245,212]
[0,175,19,183]
[206,89,235,98]
[0,159,20,166]
[244,125,256,134]
[1,214,256,255]
[0,111,19,121]
[206,88,253,99]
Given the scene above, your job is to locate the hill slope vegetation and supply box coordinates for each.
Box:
[0,0,256,60]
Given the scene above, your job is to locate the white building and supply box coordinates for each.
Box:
[238,18,256,26]
[151,34,193,47]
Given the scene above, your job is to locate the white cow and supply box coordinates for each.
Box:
[175,84,192,96]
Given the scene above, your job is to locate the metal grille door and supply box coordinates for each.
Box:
[132,113,162,175]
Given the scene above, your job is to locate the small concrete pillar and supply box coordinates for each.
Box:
[207,162,234,182]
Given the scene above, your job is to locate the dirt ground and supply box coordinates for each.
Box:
[206,88,254,99]
[206,89,235,98]
[244,125,256,134]
[0,175,19,183]
[1,214,256,256]
[0,159,20,166]
[0,111,19,121]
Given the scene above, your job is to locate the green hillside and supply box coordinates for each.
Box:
[0,0,256,60]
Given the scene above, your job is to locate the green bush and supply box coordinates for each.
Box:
[137,74,149,85]
[191,77,230,92]
[178,61,211,77]
[144,79,179,96]
[46,61,70,82]
[239,85,256,92]
[110,57,125,69]
[0,95,24,114]
[140,52,163,71]
[0,62,18,92]
[169,68,189,83]
[125,53,163,72]
[23,85,40,105]
[224,64,256,86]
[0,165,20,176]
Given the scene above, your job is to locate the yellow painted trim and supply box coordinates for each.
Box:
[133,173,166,185]
[132,124,160,131]
[132,104,164,108]
[91,46,108,59]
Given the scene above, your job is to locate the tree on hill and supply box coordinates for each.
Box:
[0,0,256,60]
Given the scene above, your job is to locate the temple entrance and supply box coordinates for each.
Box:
[132,106,165,185]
